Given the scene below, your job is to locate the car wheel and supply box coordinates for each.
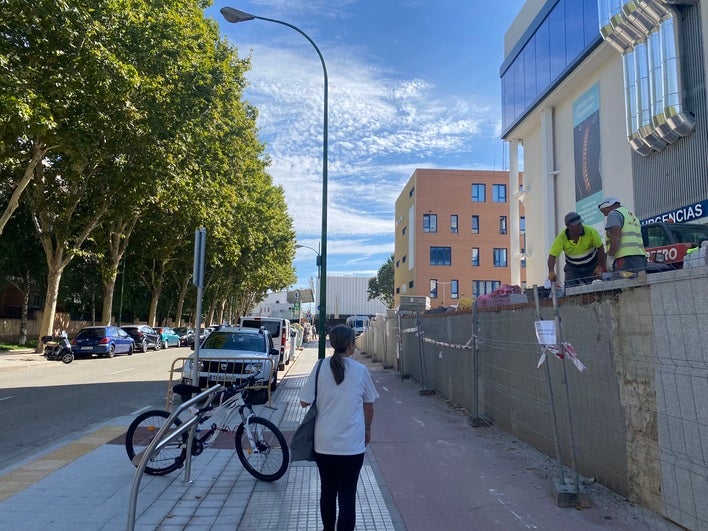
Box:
[107,345,116,358]
[128,344,134,355]
[140,339,148,353]
[155,338,162,351]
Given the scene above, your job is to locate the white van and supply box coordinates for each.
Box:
[239,316,291,370]
[345,315,370,337]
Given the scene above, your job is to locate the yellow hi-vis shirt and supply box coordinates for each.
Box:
[549,225,603,266]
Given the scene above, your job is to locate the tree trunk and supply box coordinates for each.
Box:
[20,286,29,345]
[38,262,64,352]
[175,273,191,327]
[101,267,118,325]
[217,298,226,325]
[148,287,161,327]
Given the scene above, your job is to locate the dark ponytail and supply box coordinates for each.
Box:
[328,324,355,385]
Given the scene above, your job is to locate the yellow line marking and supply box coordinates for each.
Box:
[0,425,125,502]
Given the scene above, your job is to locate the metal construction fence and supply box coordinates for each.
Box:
[358,266,708,530]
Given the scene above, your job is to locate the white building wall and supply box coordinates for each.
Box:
[508,41,635,286]
[323,276,388,317]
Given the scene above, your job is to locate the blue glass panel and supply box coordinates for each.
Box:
[502,70,514,131]
[548,2,566,82]
[513,54,525,118]
[535,18,551,95]
[565,0,585,63]
[523,36,537,108]
[583,0,599,46]
[500,0,601,135]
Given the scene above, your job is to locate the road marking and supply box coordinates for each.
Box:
[109,368,135,375]
[489,488,538,529]
[0,396,14,401]
[0,426,125,502]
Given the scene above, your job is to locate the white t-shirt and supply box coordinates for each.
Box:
[299,357,379,455]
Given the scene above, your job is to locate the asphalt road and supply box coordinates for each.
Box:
[0,346,192,472]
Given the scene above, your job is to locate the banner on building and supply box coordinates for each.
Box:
[573,83,604,228]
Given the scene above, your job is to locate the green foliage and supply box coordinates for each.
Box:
[368,254,394,308]
[0,0,296,329]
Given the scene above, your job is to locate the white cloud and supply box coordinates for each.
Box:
[233,41,501,239]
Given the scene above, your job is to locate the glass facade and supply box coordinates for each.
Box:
[501,0,602,135]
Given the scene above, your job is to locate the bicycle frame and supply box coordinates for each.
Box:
[194,388,255,448]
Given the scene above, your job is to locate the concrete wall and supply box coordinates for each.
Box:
[362,266,708,529]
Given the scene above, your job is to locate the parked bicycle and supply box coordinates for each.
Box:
[125,378,289,482]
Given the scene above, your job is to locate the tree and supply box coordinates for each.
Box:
[368,254,394,308]
[0,205,46,344]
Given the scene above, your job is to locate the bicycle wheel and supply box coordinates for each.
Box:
[235,416,289,482]
[125,410,185,476]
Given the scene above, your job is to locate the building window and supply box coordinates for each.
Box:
[493,248,508,267]
[429,279,438,298]
[472,280,501,297]
[521,257,527,268]
[396,260,400,267]
[471,215,479,234]
[402,255,406,263]
[472,248,480,266]
[499,216,507,234]
[402,226,407,235]
[409,186,415,197]
[408,280,414,289]
[396,287,400,294]
[493,184,507,203]
[451,215,458,233]
[430,246,452,266]
[520,216,526,233]
[423,214,437,233]
[451,280,459,299]
[472,183,486,202]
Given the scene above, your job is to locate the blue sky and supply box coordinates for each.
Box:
[206,0,526,291]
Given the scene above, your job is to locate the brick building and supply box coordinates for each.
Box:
[393,169,525,308]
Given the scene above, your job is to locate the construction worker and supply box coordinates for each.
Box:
[598,197,647,277]
[548,212,605,287]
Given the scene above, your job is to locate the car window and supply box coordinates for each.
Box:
[117,329,128,337]
[241,319,280,337]
[203,332,265,352]
[77,328,105,339]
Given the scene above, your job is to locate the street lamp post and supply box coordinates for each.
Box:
[221,7,328,360]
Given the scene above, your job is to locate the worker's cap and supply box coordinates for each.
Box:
[564,212,582,226]
[598,197,620,209]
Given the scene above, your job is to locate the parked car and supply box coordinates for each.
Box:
[173,326,195,347]
[153,326,181,349]
[182,326,279,392]
[71,326,135,358]
[239,316,291,371]
[197,325,218,345]
[120,325,161,353]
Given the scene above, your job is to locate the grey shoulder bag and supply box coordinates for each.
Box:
[290,359,323,462]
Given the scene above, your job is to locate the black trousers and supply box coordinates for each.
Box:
[564,255,598,287]
[315,452,365,531]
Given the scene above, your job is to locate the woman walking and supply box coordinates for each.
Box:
[300,324,379,531]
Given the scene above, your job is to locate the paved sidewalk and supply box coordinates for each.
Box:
[0,342,676,530]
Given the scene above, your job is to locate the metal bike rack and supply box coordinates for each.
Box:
[165,356,276,409]
[126,384,223,531]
